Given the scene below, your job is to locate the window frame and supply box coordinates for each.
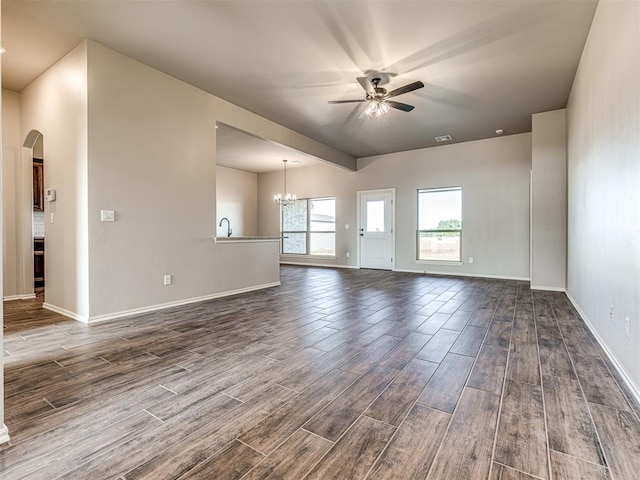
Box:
[416,186,463,264]
[281,196,337,257]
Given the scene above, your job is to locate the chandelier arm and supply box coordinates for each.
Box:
[274,159,296,206]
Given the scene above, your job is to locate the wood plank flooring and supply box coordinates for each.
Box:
[2,265,640,479]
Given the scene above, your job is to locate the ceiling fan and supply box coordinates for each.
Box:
[328,76,425,118]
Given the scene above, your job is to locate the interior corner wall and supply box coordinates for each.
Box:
[566,0,640,396]
[2,89,23,298]
[531,109,567,290]
[20,41,90,320]
[216,166,258,237]
[258,133,532,279]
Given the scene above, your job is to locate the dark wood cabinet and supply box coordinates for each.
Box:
[34,238,45,291]
[33,159,44,212]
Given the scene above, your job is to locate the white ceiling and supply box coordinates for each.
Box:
[2,0,597,162]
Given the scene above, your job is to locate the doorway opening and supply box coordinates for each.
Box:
[23,130,45,295]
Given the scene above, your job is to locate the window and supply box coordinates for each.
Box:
[282,197,336,256]
[417,187,462,262]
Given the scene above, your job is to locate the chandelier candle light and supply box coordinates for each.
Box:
[274,159,297,206]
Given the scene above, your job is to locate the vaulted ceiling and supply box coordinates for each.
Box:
[2,1,597,161]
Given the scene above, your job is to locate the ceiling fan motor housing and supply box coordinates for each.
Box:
[369,78,387,99]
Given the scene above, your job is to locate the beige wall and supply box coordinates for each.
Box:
[567,0,640,398]
[6,40,343,321]
[20,41,89,320]
[531,109,567,290]
[216,166,258,237]
[0,5,8,443]
[2,90,23,299]
[87,41,279,319]
[259,133,532,279]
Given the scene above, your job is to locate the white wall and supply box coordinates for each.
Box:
[20,41,89,319]
[0,6,10,445]
[567,1,640,397]
[216,166,257,237]
[531,109,567,290]
[2,90,23,298]
[86,41,279,319]
[259,133,532,280]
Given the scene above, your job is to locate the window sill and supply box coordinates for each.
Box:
[416,260,463,266]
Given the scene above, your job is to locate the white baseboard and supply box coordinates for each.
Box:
[0,424,10,444]
[43,303,89,323]
[86,282,281,324]
[530,285,566,292]
[280,261,359,269]
[393,268,530,282]
[565,290,640,408]
[3,294,36,301]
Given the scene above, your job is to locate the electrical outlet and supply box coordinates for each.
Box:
[101,210,115,222]
[609,305,614,322]
[468,257,474,264]
[163,274,172,286]
[346,252,350,258]
[624,317,630,338]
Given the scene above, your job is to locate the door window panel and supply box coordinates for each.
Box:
[366,200,385,232]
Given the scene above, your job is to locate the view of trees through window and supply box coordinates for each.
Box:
[418,187,462,261]
[282,197,336,256]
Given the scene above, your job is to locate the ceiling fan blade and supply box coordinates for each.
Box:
[357,76,375,95]
[386,100,415,112]
[384,80,425,99]
[328,99,366,104]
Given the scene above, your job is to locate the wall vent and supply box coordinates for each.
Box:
[435,135,452,142]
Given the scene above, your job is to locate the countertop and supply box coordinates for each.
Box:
[215,236,281,243]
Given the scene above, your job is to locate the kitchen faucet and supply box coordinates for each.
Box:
[218,217,232,237]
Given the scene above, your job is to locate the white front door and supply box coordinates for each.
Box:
[358,189,395,270]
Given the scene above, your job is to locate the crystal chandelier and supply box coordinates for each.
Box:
[274,159,297,206]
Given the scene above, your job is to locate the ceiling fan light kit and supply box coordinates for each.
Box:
[329,76,424,119]
[364,99,390,118]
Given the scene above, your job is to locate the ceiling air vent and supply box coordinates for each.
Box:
[435,135,452,142]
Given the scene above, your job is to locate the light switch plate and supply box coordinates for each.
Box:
[101,210,115,222]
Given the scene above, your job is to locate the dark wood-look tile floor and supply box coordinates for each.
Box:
[2,266,639,479]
